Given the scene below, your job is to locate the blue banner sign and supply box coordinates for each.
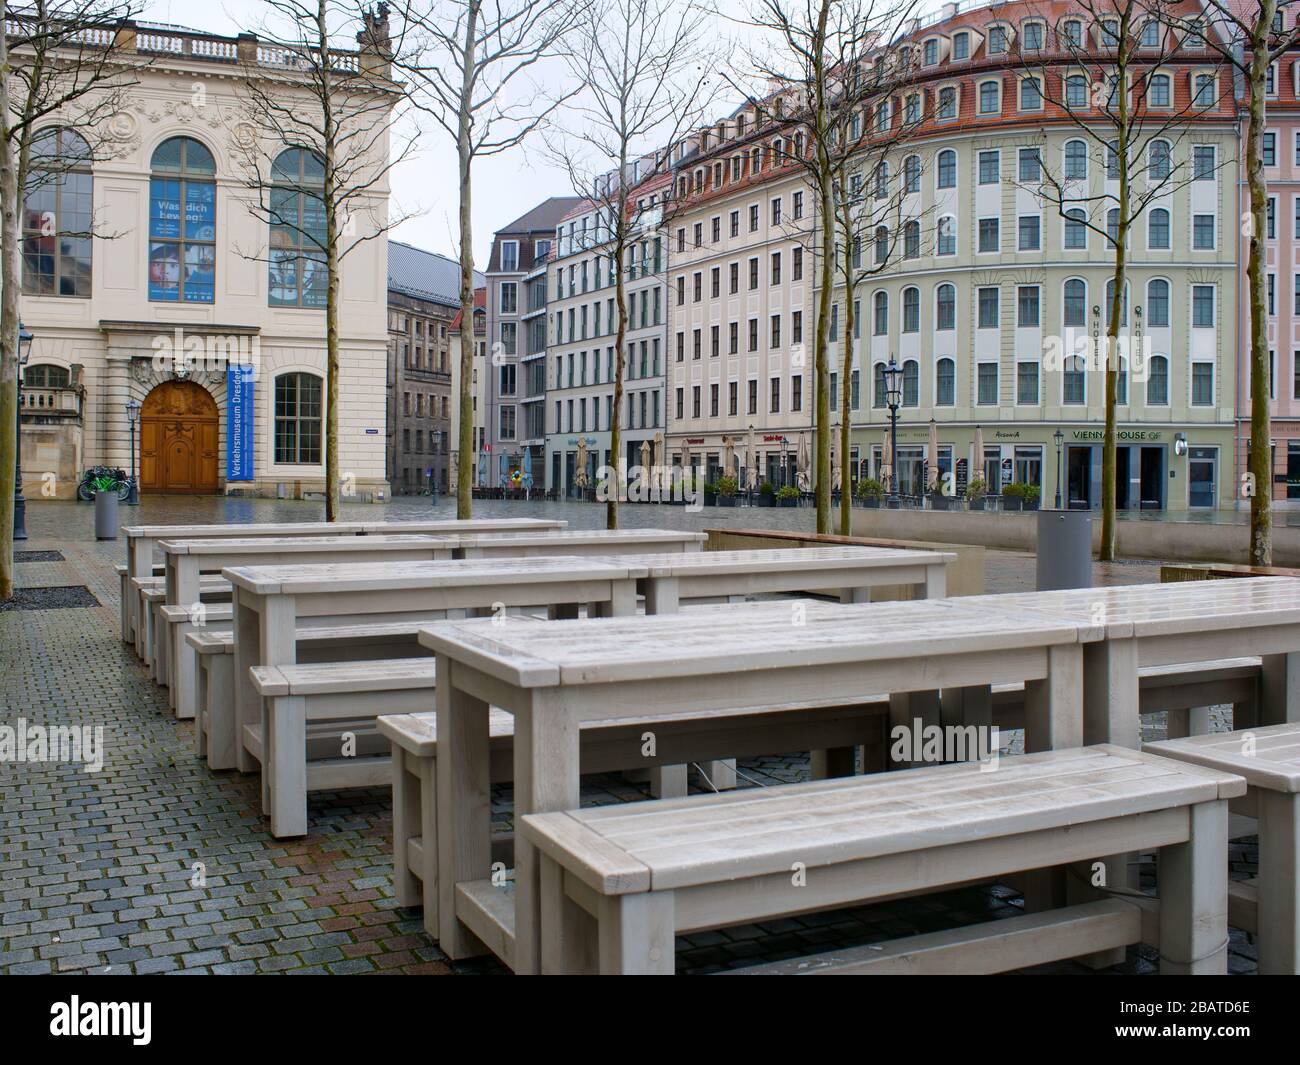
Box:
[226,365,255,481]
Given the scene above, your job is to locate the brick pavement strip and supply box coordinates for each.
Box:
[0,500,1258,975]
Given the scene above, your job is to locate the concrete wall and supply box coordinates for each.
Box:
[704,527,984,597]
[847,507,1300,566]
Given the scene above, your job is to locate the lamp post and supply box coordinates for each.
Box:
[1053,428,1065,510]
[780,435,789,489]
[125,399,141,505]
[882,356,903,507]
[14,322,33,541]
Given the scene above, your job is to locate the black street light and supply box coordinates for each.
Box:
[1053,428,1065,510]
[780,435,789,488]
[882,356,903,507]
[125,399,141,505]
[14,322,33,541]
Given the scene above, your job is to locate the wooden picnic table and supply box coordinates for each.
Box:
[222,556,648,776]
[121,517,565,644]
[158,534,458,718]
[417,596,1092,974]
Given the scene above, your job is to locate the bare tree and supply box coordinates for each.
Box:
[398,0,579,519]
[728,0,919,533]
[230,0,414,522]
[1163,1,1300,564]
[548,0,715,528]
[1011,1,1225,558]
[1,0,139,601]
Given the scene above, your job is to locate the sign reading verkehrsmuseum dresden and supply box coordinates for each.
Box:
[226,364,255,481]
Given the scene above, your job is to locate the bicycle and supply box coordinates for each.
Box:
[77,466,132,502]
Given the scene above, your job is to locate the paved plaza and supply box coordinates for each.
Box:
[0,498,1260,975]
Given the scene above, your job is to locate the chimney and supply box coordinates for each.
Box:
[357,2,392,78]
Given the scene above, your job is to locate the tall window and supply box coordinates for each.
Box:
[902,360,919,406]
[936,284,955,330]
[1147,355,1169,405]
[903,155,921,192]
[936,358,955,405]
[936,149,956,188]
[22,128,92,297]
[902,287,920,333]
[149,137,216,303]
[1064,208,1087,249]
[274,372,323,464]
[1147,279,1170,326]
[269,147,327,307]
[1063,278,1086,327]
[1065,75,1087,109]
[1064,140,1088,179]
[1148,208,1171,249]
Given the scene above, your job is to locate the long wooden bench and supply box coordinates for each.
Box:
[188,622,430,770]
[1146,722,1300,974]
[520,745,1244,975]
[378,702,892,938]
[134,575,230,670]
[118,562,164,644]
[154,603,233,691]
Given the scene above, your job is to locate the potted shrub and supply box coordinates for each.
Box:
[715,475,738,507]
[756,481,776,507]
[703,480,718,507]
[1021,483,1041,511]
[966,477,987,511]
[855,478,883,508]
[776,484,800,508]
[1001,482,1024,511]
[92,474,120,540]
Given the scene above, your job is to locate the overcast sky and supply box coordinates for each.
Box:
[138,0,938,266]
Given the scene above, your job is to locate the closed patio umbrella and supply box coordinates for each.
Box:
[522,449,533,490]
[723,435,736,480]
[927,419,939,493]
[880,425,893,490]
[796,432,810,491]
[639,438,651,470]
[745,426,757,490]
[575,438,589,488]
[973,425,985,489]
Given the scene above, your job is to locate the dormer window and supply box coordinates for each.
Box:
[737,113,748,137]
[1022,22,1043,50]
[1140,19,1160,48]
[952,31,969,60]
[1101,19,1120,47]
[923,38,938,65]
[937,86,957,120]
[1061,19,1082,49]
[989,25,1008,54]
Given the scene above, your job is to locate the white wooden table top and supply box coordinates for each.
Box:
[223,555,645,595]
[457,528,707,548]
[125,516,563,539]
[418,596,1088,688]
[1146,723,1300,793]
[586,545,954,577]
[521,745,1245,892]
[158,533,456,555]
[965,577,1300,639]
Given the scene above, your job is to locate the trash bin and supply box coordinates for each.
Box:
[1036,509,1092,591]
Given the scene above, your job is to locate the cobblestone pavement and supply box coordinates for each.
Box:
[0,499,1258,975]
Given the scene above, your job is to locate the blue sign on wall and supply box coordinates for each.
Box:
[226,365,255,481]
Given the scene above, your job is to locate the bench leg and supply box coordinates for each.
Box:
[1164,706,1212,741]
[1159,798,1229,975]
[810,746,857,779]
[647,764,688,799]
[1261,652,1300,726]
[172,623,199,720]
[139,597,153,667]
[547,603,579,620]
[194,659,209,761]
[266,694,307,839]
[418,756,438,939]
[695,759,737,791]
[206,656,236,771]
[1257,789,1300,974]
[597,890,675,975]
[120,571,131,644]
[392,746,421,910]
[887,690,940,769]
[539,852,597,974]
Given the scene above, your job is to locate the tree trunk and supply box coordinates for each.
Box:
[455,2,479,520]
[318,0,340,522]
[609,217,626,530]
[809,0,832,535]
[1246,30,1273,565]
[837,203,854,536]
[0,5,19,600]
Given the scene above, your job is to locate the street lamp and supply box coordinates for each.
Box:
[14,322,33,541]
[780,435,789,489]
[1053,428,1065,510]
[125,399,141,505]
[882,356,903,507]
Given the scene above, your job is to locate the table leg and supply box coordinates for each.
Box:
[1159,799,1229,975]
[434,655,492,960]
[597,891,675,975]
[540,852,598,974]
[266,694,307,838]
[128,536,152,648]
[644,576,679,614]
[233,592,261,773]
[1024,644,1084,753]
[513,689,581,976]
[887,690,941,769]
[206,654,236,771]
[1257,789,1300,974]
[592,579,636,618]
[170,556,202,720]
[923,564,946,599]
[1261,652,1300,725]
[256,594,297,812]
[392,746,421,909]
[548,603,579,621]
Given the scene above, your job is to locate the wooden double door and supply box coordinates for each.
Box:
[140,381,219,493]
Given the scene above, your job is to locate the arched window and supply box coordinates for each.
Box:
[149,136,216,303]
[903,155,921,193]
[1149,73,1171,107]
[902,359,920,406]
[936,149,957,188]
[1149,139,1171,181]
[1147,279,1170,326]
[1104,279,1129,325]
[874,224,889,265]
[873,362,887,407]
[22,363,71,387]
[1064,208,1088,249]
[269,147,328,308]
[1064,139,1088,179]
[1020,77,1042,110]
[1147,354,1169,405]
[1063,352,1086,404]
[902,286,920,333]
[22,128,92,297]
[979,80,1000,114]
[1106,207,1121,248]
[873,290,889,335]
[274,372,323,464]
[1149,207,1171,249]
[874,160,889,199]
[936,215,956,255]
[936,358,955,405]
[1065,75,1088,109]
[1063,278,1086,326]
[1117,354,1129,404]
[936,283,955,330]
[903,220,920,259]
